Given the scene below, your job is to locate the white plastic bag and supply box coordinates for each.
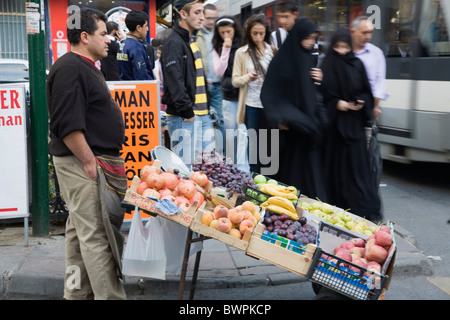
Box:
[236,123,250,173]
[122,207,167,280]
[159,218,203,276]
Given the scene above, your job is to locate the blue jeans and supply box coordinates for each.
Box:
[166,114,214,165]
[222,99,239,161]
[209,82,224,153]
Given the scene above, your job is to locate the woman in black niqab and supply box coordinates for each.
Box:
[320,28,383,223]
[260,17,327,201]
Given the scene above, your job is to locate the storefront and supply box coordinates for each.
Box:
[47,0,165,63]
[0,0,171,63]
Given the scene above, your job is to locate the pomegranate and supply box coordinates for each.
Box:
[190,171,209,188]
[136,180,148,195]
[158,188,173,198]
[146,172,164,190]
[160,171,179,190]
[177,179,197,199]
[142,188,160,199]
[140,164,160,181]
[174,195,190,207]
[189,191,205,208]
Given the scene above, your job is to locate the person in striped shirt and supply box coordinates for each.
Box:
[161,0,215,164]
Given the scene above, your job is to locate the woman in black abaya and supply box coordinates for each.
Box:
[320,28,383,223]
[260,17,327,200]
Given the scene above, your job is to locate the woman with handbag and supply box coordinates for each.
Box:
[232,14,276,173]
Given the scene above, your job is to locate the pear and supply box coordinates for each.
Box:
[345,221,356,230]
[330,214,343,225]
[322,203,334,214]
[311,202,323,211]
[351,224,365,234]
[336,221,346,229]
[300,202,313,211]
[342,213,353,223]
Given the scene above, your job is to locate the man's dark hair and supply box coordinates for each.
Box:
[106,21,119,35]
[67,7,107,45]
[203,3,216,11]
[274,0,299,13]
[125,10,149,32]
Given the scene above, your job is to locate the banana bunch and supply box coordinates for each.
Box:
[259,184,298,200]
[261,196,299,221]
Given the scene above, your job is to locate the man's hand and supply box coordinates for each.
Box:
[63,131,98,179]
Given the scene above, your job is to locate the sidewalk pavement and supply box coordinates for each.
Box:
[0,221,432,300]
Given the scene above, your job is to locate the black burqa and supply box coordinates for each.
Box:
[260,17,327,200]
[320,28,382,222]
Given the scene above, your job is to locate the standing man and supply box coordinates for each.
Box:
[196,3,225,154]
[161,0,214,164]
[270,0,299,49]
[47,8,127,299]
[351,16,389,120]
[117,10,155,80]
[351,16,388,194]
[270,0,322,81]
[101,21,124,81]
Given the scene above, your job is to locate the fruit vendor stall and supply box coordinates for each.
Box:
[123,147,396,300]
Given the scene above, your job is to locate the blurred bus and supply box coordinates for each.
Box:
[228,0,450,164]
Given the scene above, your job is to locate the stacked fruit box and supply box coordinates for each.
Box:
[190,201,262,251]
[246,207,317,276]
[124,176,203,227]
[306,221,396,300]
[299,196,379,238]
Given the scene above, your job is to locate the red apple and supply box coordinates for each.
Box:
[350,238,365,248]
[366,261,382,273]
[340,241,355,251]
[349,247,366,258]
[375,230,393,247]
[365,244,388,264]
[334,248,352,262]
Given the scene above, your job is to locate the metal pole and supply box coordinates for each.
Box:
[26,0,49,236]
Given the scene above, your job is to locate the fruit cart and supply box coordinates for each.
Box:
[123,147,396,300]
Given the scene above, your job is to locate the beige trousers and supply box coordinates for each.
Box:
[53,155,126,300]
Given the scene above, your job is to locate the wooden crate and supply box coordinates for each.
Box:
[190,209,252,251]
[246,223,317,276]
[124,176,200,228]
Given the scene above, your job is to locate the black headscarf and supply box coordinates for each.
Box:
[260,17,320,136]
[321,28,361,103]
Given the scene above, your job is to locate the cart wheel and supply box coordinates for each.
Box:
[311,282,322,295]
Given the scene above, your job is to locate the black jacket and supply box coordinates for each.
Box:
[216,38,240,101]
[161,23,199,119]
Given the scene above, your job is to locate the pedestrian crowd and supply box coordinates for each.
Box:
[45,0,388,300]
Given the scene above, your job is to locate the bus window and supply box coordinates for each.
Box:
[300,0,364,50]
[381,0,417,58]
[418,0,450,56]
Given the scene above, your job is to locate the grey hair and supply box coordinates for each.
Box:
[351,16,369,31]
